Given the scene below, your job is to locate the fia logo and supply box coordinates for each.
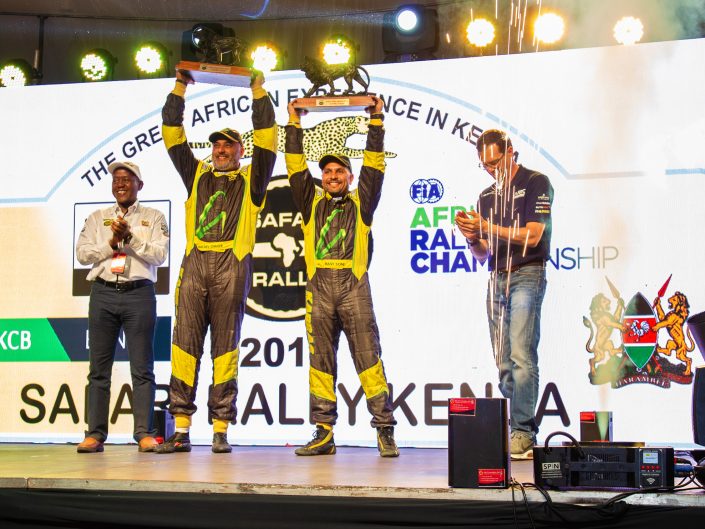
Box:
[410,178,444,204]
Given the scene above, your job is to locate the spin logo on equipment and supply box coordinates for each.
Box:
[246,175,307,321]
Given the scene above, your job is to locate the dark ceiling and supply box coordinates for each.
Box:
[1,1,704,85]
[0,0,440,21]
[0,0,465,84]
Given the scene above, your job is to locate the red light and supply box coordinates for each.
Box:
[580,411,596,422]
[449,398,476,413]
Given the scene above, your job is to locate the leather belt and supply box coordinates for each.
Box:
[94,277,153,292]
[496,260,544,274]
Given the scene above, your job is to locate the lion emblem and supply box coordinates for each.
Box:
[301,56,370,97]
[652,291,695,375]
[583,293,627,375]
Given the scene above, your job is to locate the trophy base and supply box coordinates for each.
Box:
[176,61,252,87]
[294,95,375,112]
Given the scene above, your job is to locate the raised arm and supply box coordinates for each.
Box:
[284,99,315,220]
[357,96,385,226]
[161,71,200,192]
[248,71,277,207]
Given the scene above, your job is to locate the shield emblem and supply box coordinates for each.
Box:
[621,292,657,370]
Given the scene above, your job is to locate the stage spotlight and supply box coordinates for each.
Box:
[135,42,169,76]
[250,43,280,73]
[395,6,420,33]
[383,4,438,61]
[322,36,354,65]
[191,24,216,54]
[80,49,116,82]
[613,16,644,45]
[182,23,231,62]
[534,13,565,45]
[185,23,246,65]
[0,59,34,87]
[466,18,495,48]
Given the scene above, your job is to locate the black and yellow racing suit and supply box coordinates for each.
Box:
[285,113,396,428]
[162,81,276,423]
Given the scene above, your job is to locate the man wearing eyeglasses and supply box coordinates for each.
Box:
[455,129,554,460]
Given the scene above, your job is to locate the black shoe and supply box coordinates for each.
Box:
[212,432,232,453]
[294,426,336,456]
[377,426,399,457]
[156,432,191,453]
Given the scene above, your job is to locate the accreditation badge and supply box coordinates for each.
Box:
[110,252,127,274]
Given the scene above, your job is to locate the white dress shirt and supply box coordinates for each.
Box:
[76,200,169,283]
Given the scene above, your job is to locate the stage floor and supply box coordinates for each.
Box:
[0,443,703,508]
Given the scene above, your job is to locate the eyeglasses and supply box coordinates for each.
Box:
[478,152,506,171]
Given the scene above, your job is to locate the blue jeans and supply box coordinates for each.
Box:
[486,263,547,437]
[87,281,157,442]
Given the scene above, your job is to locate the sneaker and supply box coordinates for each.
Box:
[377,426,399,457]
[212,432,232,453]
[510,431,534,460]
[156,432,191,453]
[294,426,336,456]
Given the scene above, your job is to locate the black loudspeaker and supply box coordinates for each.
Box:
[687,311,705,446]
[448,398,510,488]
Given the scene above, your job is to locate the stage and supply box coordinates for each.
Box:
[0,443,704,528]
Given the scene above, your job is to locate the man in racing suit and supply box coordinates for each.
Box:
[157,70,276,453]
[285,97,398,457]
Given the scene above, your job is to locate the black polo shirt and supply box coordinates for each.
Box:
[476,165,553,272]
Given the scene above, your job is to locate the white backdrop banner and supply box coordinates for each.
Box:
[1,38,703,446]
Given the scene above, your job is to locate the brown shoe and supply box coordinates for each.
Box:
[77,437,104,453]
[138,436,159,453]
